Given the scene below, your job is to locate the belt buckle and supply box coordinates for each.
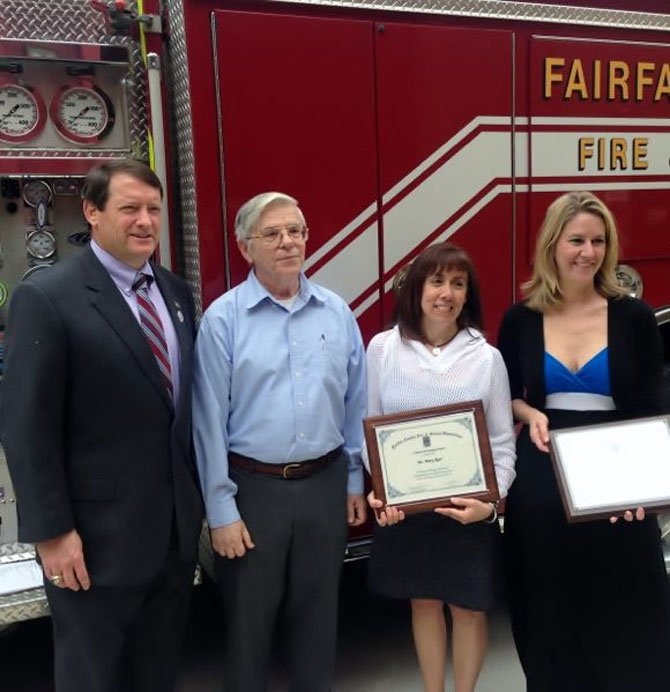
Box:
[282,462,304,480]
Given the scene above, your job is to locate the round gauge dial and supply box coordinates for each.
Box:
[615,263,643,299]
[0,79,47,144]
[21,263,52,281]
[0,279,9,309]
[50,79,115,145]
[26,229,57,260]
[22,179,53,208]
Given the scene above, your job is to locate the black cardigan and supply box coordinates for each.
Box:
[497,296,662,418]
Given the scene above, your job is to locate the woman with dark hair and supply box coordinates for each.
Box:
[498,191,670,691]
[366,242,516,692]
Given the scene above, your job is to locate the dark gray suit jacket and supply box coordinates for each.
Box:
[0,247,203,586]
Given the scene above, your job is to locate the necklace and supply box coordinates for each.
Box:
[425,332,457,356]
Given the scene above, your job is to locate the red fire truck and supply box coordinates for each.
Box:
[1,0,670,628]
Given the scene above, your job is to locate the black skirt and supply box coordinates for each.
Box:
[367,509,503,611]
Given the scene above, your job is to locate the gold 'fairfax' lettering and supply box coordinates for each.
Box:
[608,62,629,101]
[544,57,565,98]
[544,57,670,102]
[637,63,655,101]
[655,64,670,100]
[565,59,588,99]
[593,59,602,99]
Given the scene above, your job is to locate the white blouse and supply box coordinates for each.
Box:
[365,326,516,496]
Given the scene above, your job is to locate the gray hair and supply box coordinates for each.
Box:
[234,192,306,242]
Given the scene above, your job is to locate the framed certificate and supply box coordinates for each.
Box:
[549,415,670,523]
[363,401,499,515]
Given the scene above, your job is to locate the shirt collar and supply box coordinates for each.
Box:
[243,269,326,311]
[90,239,154,294]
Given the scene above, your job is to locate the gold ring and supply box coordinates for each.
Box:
[49,574,63,585]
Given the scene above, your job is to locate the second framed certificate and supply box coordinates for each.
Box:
[364,401,499,515]
[549,415,670,522]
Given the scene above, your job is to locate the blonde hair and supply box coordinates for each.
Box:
[522,191,624,311]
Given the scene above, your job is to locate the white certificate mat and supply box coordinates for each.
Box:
[375,410,487,505]
[549,415,670,521]
[0,559,43,596]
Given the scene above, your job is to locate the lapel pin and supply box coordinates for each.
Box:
[177,310,184,323]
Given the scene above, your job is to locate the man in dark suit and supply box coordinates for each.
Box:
[0,159,203,692]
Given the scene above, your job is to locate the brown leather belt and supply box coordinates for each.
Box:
[228,448,342,480]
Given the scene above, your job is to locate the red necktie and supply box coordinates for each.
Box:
[132,273,173,398]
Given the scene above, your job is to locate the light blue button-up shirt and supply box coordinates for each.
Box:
[192,270,366,528]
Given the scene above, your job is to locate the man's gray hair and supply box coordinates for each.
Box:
[234,192,306,242]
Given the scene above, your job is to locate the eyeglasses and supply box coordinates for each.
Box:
[247,225,308,246]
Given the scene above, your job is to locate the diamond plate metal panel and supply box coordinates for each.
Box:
[164,0,202,313]
[0,588,49,627]
[267,0,670,31]
[0,1,105,42]
[0,148,141,159]
[0,542,34,560]
[0,0,148,160]
[0,544,49,626]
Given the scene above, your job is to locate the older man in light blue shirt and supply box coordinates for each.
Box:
[192,191,367,692]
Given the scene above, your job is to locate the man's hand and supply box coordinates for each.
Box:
[347,493,367,526]
[36,529,90,591]
[211,520,255,559]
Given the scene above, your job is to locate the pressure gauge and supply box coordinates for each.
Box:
[0,280,8,309]
[21,263,52,281]
[615,264,643,299]
[0,78,47,144]
[22,180,53,208]
[26,229,57,260]
[50,79,115,144]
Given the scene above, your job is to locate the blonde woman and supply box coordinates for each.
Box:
[498,191,670,692]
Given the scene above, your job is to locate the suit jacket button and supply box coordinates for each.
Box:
[167,472,173,481]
